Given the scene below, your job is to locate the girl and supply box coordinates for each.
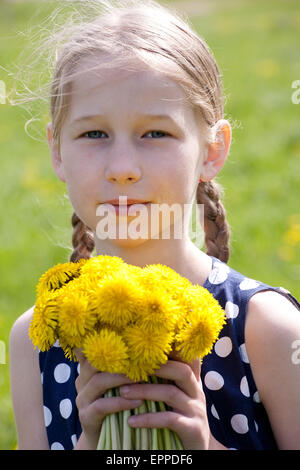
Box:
[9,0,300,450]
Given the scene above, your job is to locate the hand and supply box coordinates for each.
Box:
[118,358,211,450]
[74,348,144,449]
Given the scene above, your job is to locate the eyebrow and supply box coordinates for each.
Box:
[71,114,183,127]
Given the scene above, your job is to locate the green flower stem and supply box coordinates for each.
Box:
[115,388,123,438]
[151,375,182,450]
[104,413,111,449]
[96,381,184,450]
[134,406,141,449]
[149,398,158,449]
[157,426,163,448]
[173,431,184,450]
[109,389,121,449]
[138,400,149,449]
[97,417,106,449]
[123,408,132,449]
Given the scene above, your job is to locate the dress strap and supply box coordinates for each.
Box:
[271,286,300,312]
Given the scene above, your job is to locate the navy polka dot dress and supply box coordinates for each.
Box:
[39,255,300,450]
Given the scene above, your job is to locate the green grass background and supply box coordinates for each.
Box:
[0,0,299,449]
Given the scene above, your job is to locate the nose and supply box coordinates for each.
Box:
[104,146,142,185]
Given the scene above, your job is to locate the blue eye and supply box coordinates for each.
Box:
[81,130,170,139]
[83,130,106,139]
[144,130,169,138]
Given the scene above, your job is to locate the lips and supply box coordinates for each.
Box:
[104,198,149,205]
[101,200,150,216]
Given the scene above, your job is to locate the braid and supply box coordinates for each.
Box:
[70,212,95,263]
[196,180,231,263]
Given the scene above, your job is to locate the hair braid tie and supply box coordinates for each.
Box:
[70,212,95,263]
[196,180,231,263]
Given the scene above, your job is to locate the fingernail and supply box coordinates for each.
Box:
[132,400,143,406]
[128,415,138,425]
[120,385,130,395]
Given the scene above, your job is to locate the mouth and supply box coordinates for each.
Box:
[104,198,150,205]
[100,200,151,216]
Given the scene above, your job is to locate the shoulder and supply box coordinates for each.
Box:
[246,289,300,347]
[9,306,49,450]
[9,306,38,371]
[245,289,300,449]
[10,305,35,348]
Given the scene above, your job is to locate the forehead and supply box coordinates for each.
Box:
[66,55,194,121]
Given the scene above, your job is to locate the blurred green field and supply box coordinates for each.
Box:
[0,0,300,450]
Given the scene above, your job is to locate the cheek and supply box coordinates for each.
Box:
[63,157,99,219]
[63,146,99,190]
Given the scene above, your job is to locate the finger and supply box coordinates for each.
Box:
[74,348,99,389]
[127,410,188,434]
[153,360,202,399]
[85,395,144,423]
[77,372,136,408]
[119,382,191,415]
[169,350,201,381]
[190,358,201,381]
[74,347,85,363]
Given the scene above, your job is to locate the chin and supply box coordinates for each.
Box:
[108,235,150,248]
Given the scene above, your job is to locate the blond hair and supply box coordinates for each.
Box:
[14,0,231,262]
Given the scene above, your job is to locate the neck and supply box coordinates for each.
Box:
[93,235,212,287]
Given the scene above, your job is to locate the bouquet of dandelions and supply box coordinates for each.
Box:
[29,255,226,450]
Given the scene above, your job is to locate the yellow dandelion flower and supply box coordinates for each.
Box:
[36,261,84,296]
[142,263,190,286]
[58,337,77,362]
[172,285,213,331]
[139,264,191,303]
[125,358,155,382]
[80,255,126,281]
[89,273,144,328]
[83,329,129,373]
[123,323,174,375]
[57,286,97,348]
[135,287,181,332]
[174,289,226,362]
[29,291,60,351]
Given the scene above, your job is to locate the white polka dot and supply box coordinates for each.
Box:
[208,262,230,285]
[240,376,250,397]
[253,391,261,403]
[239,278,260,290]
[239,343,250,363]
[254,420,258,432]
[77,363,80,375]
[231,414,249,434]
[41,372,44,385]
[225,301,239,319]
[59,398,72,419]
[54,363,71,384]
[204,371,224,390]
[211,404,220,419]
[53,339,60,347]
[51,442,64,450]
[43,406,52,427]
[71,434,78,447]
[214,336,232,358]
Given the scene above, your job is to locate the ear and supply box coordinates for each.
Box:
[46,122,66,183]
[200,119,232,182]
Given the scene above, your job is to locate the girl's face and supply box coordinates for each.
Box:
[49,56,208,244]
